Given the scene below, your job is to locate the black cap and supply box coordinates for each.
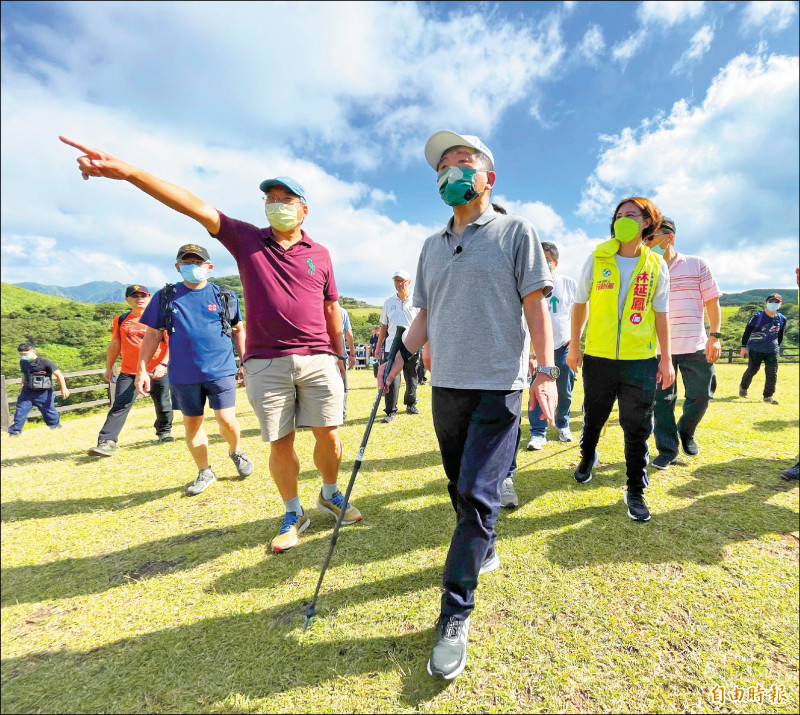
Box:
[660,216,676,235]
[766,293,783,303]
[176,243,211,262]
[125,284,151,297]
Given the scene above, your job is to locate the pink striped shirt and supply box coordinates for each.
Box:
[667,253,722,355]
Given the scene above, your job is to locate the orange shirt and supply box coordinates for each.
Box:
[112,313,169,375]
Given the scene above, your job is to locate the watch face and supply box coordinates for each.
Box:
[550,366,561,380]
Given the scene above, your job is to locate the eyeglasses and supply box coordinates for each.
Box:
[263,195,304,206]
[645,233,669,241]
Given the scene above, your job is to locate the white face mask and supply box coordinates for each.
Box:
[265,202,302,231]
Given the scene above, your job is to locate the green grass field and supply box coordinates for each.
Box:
[2,364,798,713]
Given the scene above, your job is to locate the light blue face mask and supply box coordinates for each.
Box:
[180,264,209,283]
[766,302,781,312]
[19,354,34,361]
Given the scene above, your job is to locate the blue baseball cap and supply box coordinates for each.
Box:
[258,176,307,203]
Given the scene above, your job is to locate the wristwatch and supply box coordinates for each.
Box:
[709,332,722,339]
[337,355,348,362]
[535,365,561,380]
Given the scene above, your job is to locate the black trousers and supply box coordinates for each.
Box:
[383,352,419,415]
[432,387,521,618]
[99,372,173,443]
[740,351,779,398]
[653,350,716,459]
[580,355,658,495]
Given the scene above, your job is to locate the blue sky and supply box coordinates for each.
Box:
[1,0,798,304]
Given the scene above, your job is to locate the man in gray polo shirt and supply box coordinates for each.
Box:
[381,131,557,680]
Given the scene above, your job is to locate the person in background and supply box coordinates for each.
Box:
[501,240,577,508]
[369,325,381,377]
[643,217,722,469]
[567,196,674,523]
[88,284,173,457]
[8,342,70,436]
[739,293,787,405]
[375,269,420,423]
[339,303,356,420]
[136,244,253,496]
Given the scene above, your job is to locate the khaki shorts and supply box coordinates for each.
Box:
[244,354,344,442]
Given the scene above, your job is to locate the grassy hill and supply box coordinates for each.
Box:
[1,282,77,313]
[1,366,797,712]
[720,288,797,306]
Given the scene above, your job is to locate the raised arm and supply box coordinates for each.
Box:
[59,136,221,234]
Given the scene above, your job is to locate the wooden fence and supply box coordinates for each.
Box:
[0,369,139,431]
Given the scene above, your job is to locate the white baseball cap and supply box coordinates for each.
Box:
[392,269,411,281]
[424,130,495,170]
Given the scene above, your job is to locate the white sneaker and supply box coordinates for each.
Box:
[526,434,546,451]
[557,427,573,442]
[499,477,519,508]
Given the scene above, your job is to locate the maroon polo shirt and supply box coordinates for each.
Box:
[212,213,339,360]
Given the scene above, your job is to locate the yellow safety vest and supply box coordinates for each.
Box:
[585,239,662,360]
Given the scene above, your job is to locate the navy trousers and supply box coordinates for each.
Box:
[9,389,60,434]
[431,387,522,619]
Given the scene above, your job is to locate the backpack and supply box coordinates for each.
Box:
[159,283,235,337]
[23,362,53,391]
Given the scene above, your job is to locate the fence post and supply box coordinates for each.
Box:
[727,348,733,364]
[0,374,9,431]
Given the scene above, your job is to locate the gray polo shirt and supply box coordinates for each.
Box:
[414,204,552,390]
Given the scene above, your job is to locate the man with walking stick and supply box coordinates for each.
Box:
[382,131,556,680]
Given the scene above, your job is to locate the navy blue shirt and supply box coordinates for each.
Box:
[140,282,242,385]
[741,310,786,354]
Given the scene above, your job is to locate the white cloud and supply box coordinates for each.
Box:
[495,196,604,281]
[577,51,799,288]
[636,1,705,25]
[612,1,705,66]
[0,2,566,166]
[577,24,606,65]
[671,24,715,75]
[740,1,798,34]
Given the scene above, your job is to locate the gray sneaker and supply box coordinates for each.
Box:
[499,477,519,508]
[427,615,470,680]
[229,450,254,477]
[479,550,500,575]
[186,468,217,496]
[526,434,546,450]
[88,439,117,457]
[557,426,573,442]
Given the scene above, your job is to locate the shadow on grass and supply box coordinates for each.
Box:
[0,486,184,522]
[538,458,799,568]
[0,480,451,606]
[752,418,799,432]
[1,567,451,712]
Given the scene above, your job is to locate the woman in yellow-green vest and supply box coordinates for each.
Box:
[566,197,675,522]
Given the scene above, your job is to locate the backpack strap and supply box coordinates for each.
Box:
[117,311,132,331]
[216,284,235,338]
[159,283,177,334]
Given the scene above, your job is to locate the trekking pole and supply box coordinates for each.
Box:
[303,326,407,631]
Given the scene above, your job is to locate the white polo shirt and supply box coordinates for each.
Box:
[380,293,419,351]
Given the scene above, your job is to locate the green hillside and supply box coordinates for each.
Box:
[1,282,76,313]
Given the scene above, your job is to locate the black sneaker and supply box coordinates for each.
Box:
[678,432,699,456]
[623,491,651,522]
[427,615,470,680]
[738,387,747,398]
[573,451,598,484]
[652,454,676,470]
[406,405,420,415]
[382,412,396,423]
[88,439,117,457]
[780,462,799,481]
[157,434,174,443]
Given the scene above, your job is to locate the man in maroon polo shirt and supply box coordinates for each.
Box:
[60,136,362,553]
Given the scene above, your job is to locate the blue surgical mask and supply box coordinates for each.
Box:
[766,302,781,312]
[180,264,209,283]
[650,242,667,256]
[19,354,34,361]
